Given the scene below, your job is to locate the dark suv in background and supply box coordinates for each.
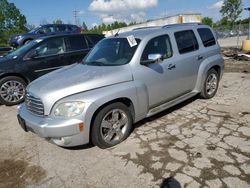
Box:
[0,33,104,105]
[9,24,81,48]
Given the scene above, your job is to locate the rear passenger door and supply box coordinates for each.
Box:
[173,29,202,93]
[64,35,90,65]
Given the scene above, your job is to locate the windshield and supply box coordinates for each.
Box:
[6,40,42,58]
[28,26,41,33]
[84,38,140,66]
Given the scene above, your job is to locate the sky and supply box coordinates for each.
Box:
[9,0,250,28]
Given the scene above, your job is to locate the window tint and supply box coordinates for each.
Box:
[197,28,216,47]
[66,35,87,51]
[55,25,67,32]
[39,25,55,34]
[141,35,172,61]
[68,25,78,31]
[32,38,65,57]
[174,30,199,54]
[85,35,104,48]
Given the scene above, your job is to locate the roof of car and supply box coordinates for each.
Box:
[38,33,103,40]
[112,23,209,39]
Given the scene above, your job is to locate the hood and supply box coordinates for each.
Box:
[27,63,133,114]
[0,56,17,70]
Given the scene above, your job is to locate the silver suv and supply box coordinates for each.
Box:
[17,24,224,148]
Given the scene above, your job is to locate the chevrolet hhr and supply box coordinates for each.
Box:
[18,24,224,148]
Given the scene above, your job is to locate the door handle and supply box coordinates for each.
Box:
[168,64,176,70]
[197,55,203,61]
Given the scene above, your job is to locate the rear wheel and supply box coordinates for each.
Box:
[91,102,133,149]
[0,76,27,106]
[200,69,219,99]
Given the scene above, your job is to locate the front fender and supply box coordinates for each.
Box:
[194,54,224,92]
[58,81,149,124]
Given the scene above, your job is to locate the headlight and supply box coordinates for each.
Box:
[54,102,85,117]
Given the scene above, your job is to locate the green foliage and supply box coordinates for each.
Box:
[202,17,213,27]
[0,0,27,46]
[88,21,135,34]
[82,21,88,31]
[220,0,243,28]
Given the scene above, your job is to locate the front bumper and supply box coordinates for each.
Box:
[17,104,89,147]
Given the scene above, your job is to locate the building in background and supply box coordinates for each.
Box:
[103,13,202,36]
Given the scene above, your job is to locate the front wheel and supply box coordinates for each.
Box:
[200,69,219,99]
[0,76,27,106]
[91,102,133,149]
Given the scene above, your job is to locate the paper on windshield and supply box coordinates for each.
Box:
[127,35,137,47]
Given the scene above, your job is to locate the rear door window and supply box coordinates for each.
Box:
[68,25,78,32]
[66,35,87,52]
[197,28,216,47]
[174,30,199,54]
[55,25,67,32]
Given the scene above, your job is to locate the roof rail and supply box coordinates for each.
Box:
[162,23,204,29]
[133,26,160,31]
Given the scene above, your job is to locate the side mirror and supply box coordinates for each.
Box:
[140,53,163,65]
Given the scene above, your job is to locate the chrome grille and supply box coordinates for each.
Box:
[25,93,44,116]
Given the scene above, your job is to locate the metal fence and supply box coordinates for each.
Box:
[214,24,249,39]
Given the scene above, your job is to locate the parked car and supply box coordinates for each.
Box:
[9,24,81,48]
[0,33,104,105]
[17,24,224,149]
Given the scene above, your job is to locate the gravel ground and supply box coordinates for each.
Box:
[0,71,250,188]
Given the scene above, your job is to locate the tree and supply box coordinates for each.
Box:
[0,0,27,46]
[202,17,213,27]
[220,0,242,29]
[0,0,27,32]
[53,19,63,24]
[82,21,88,31]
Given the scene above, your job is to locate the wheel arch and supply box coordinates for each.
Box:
[22,38,33,45]
[89,97,135,143]
[0,73,30,84]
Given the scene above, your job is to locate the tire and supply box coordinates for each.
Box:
[200,69,219,99]
[91,102,133,149]
[0,76,27,106]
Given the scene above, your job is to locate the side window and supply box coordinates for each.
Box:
[39,25,55,34]
[55,25,66,32]
[174,30,199,54]
[33,38,65,57]
[141,35,172,61]
[66,35,87,51]
[197,28,216,47]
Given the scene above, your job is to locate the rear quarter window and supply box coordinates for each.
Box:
[174,30,199,54]
[197,28,216,47]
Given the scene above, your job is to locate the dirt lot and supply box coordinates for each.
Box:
[0,60,250,188]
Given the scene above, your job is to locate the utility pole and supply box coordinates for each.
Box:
[73,10,79,26]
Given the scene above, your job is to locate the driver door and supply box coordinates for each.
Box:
[23,37,67,79]
[133,35,178,108]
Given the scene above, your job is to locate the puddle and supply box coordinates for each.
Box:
[0,159,47,188]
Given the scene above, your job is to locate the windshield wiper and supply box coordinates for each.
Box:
[85,61,105,66]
